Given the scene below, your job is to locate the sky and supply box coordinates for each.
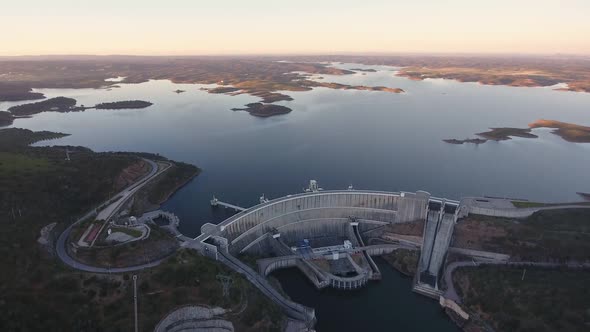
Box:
[1,0,589,56]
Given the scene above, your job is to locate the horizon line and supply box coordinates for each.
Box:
[1,51,590,59]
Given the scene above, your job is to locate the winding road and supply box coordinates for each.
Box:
[55,158,173,273]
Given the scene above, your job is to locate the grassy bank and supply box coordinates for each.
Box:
[382,249,420,276]
[453,209,590,261]
[511,200,590,208]
[73,226,178,268]
[455,266,590,332]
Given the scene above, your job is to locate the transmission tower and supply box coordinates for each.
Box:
[216,274,233,298]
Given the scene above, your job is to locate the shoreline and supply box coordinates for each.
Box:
[156,167,201,205]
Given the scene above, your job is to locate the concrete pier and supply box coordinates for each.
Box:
[210,196,247,212]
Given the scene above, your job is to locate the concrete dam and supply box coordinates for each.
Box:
[193,185,462,327]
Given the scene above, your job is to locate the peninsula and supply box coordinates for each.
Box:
[528,119,590,143]
[444,119,590,145]
[0,111,14,126]
[0,82,45,101]
[8,96,78,116]
[0,127,283,331]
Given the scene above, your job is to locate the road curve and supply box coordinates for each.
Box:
[56,158,173,273]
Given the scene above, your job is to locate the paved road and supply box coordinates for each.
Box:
[217,250,315,325]
[56,158,174,273]
[96,159,163,221]
[443,260,590,302]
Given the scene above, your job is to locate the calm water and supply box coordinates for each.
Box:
[3,62,590,331]
[273,259,459,332]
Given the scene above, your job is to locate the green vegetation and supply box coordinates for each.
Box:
[454,209,590,261]
[382,249,420,276]
[510,201,590,208]
[0,151,53,173]
[232,102,292,117]
[0,111,14,126]
[140,250,283,332]
[205,86,241,94]
[0,127,281,330]
[8,96,77,116]
[0,128,69,148]
[455,266,590,332]
[0,128,141,330]
[3,249,283,331]
[0,82,45,101]
[75,225,177,268]
[94,100,153,109]
[238,254,263,271]
[443,138,488,145]
[511,201,553,208]
[147,162,200,204]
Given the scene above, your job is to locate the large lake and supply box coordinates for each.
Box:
[3,62,589,331]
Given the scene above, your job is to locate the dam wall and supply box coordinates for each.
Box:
[215,190,429,253]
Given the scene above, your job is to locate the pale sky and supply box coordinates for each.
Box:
[1,0,589,56]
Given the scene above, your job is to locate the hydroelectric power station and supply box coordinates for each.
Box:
[188,181,476,328]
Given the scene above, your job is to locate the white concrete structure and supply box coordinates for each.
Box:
[198,190,433,255]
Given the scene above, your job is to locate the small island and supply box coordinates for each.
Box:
[94,100,153,109]
[443,138,488,145]
[232,102,292,117]
[202,86,241,94]
[173,89,185,94]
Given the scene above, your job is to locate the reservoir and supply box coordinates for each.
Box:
[3,62,589,331]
